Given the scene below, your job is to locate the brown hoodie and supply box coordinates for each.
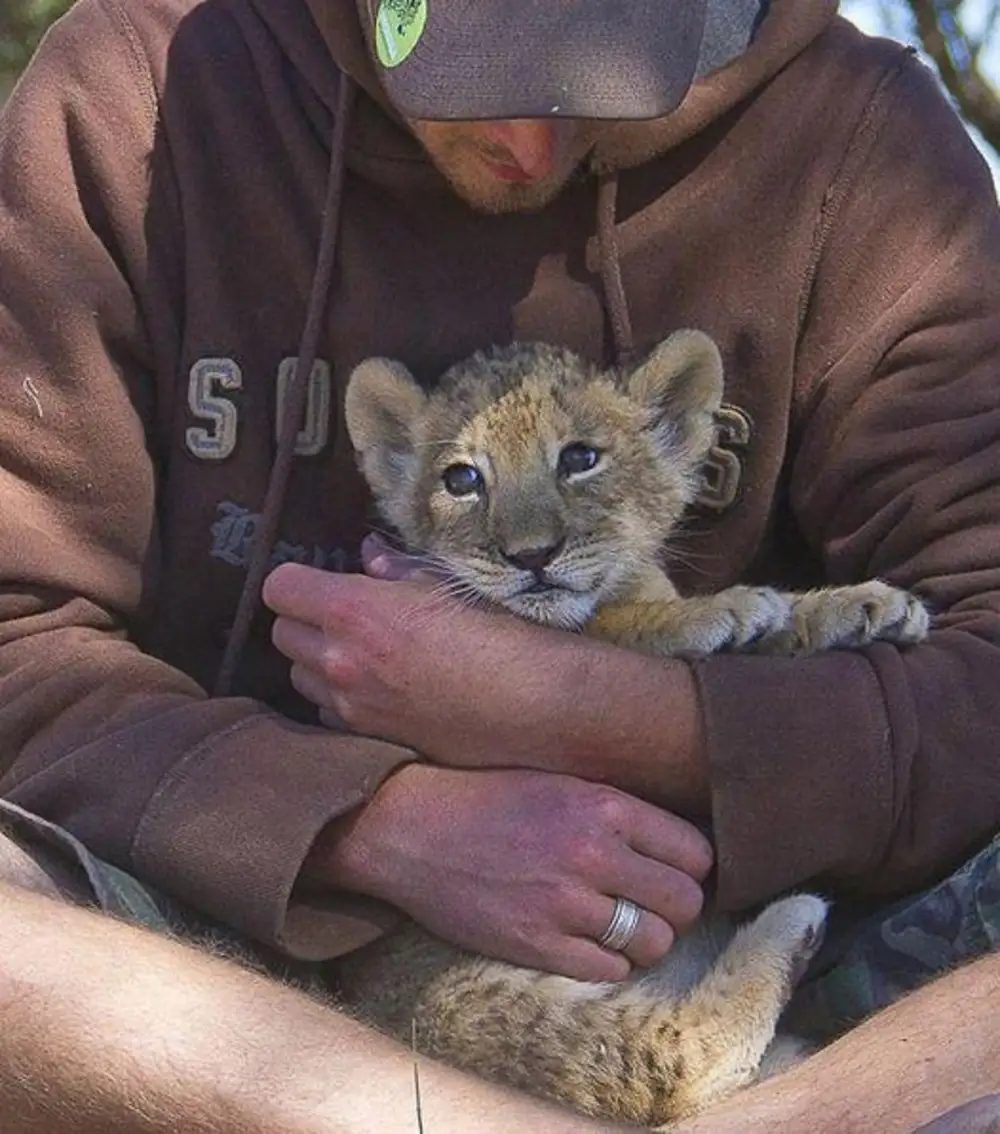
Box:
[0,0,999,959]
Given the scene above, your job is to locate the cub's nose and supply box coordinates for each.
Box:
[501,539,566,574]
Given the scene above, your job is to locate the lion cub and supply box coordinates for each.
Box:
[339,331,929,1128]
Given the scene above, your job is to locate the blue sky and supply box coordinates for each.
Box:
[840,0,1000,185]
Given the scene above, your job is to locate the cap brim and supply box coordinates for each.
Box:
[367,0,708,121]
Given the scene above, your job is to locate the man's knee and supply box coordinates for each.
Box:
[912,1094,1000,1134]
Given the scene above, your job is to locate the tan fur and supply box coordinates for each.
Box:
[340,332,930,1127]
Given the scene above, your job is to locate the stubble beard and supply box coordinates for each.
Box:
[411,123,596,215]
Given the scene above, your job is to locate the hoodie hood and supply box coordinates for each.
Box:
[296,0,838,169]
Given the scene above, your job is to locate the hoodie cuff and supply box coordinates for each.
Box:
[131,710,415,958]
[692,648,893,910]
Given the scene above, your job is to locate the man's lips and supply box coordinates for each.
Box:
[481,157,539,183]
[474,121,572,183]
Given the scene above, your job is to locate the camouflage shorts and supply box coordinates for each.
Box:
[785,830,1000,1041]
[1,797,997,1041]
[0,798,322,987]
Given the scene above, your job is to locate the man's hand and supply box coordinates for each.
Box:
[306,763,713,983]
[262,551,709,810]
[359,532,444,584]
[264,555,593,763]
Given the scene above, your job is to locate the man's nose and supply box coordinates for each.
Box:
[479,120,568,178]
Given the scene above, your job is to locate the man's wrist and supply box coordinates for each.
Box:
[301,763,423,901]
[548,638,710,813]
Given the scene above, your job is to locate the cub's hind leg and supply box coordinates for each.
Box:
[652,893,829,1125]
[398,896,827,1128]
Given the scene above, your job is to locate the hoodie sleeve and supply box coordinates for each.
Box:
[697,50,1000,912]
[0,0,412,959]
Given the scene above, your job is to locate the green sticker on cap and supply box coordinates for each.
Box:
[375,0,427,68]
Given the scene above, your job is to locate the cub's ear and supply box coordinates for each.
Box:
[623,330,724,467]
[344,357,428,500]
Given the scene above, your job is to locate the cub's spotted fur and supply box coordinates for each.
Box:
[339,332,929,1128]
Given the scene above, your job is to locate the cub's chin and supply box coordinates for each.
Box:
[502,585,600,631]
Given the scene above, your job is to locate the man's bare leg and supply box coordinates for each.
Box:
[0,879,623,1134]
[2,861,998,1134]
[670,950,1000,1134]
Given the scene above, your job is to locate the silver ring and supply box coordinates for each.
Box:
[597,897,642,953]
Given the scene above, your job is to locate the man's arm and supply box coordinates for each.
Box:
[268,555,710,810]
[697,48,1000,909]
[0,0,416,960]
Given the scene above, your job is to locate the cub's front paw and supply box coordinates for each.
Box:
[712,586,793,651]
[792,581,929,652]
[665,586,792,655]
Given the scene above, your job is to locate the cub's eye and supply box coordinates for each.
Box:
[442,463,484,498]
[558,443,602,479]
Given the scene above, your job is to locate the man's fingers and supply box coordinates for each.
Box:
[604,850,705,935]
[271,615,327,667]
[586,895,676,970]
[289,661,338,711]
[273,616,349,711]
[319,707,351,732]
[626,804,715,883]
[263,562,360,626]
[537,937,632,983]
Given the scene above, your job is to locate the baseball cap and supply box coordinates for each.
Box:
[362,0,709,121]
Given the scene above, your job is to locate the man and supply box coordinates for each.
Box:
[0,0,999,1127]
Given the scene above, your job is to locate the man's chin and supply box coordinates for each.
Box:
[442,170,573,215]
[409,118,598,214]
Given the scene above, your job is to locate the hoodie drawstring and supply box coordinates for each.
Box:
[214,75,357,697]
[596,170,635,367]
